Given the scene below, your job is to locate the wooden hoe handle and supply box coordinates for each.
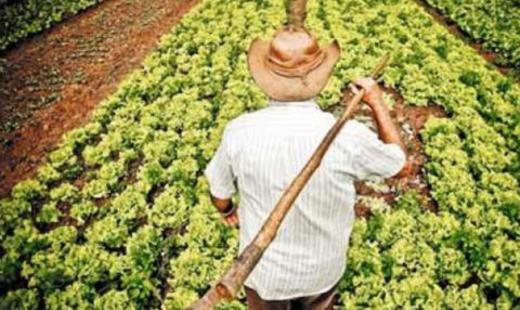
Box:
[190,55,390,310]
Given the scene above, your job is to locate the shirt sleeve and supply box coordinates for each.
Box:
[341,120,406,181]
[204,128,237,199]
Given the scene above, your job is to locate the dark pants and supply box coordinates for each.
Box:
[245,285,338,310]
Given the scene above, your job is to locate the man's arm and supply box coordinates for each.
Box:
[210,195,238,226]
[352,77,406,152]
[351,77,409,177]
[204,127,239,227]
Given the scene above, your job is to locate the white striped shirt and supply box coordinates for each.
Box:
[205,98,405,300]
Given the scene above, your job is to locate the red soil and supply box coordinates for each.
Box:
[0,0,199,197]
[327,86,446,217]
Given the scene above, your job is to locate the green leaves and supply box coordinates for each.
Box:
[309,0,520,307]
[0,0,104,51]
[1,0,519,308]
[0,289,39,310]
[425,0,520,68]
[93,290,137,310]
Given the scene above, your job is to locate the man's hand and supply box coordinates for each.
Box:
[350,77,410,177]
[349,77,385,109]
[223,210,239,227]
[350,77,408,177]
[210,194,239,227]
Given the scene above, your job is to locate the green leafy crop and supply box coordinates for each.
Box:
[425,0,520,69]
[0,0,519,308]
[0,0,104,51]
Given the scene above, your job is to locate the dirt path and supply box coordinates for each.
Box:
[0,0,199,197]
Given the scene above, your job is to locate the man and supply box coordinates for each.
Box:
[205,26,406,310]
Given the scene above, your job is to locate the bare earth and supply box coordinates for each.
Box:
[0,0,199,197]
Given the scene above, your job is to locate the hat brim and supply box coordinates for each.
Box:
[247,38,341,102]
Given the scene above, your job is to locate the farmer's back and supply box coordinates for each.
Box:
[206,99,405,299]
[203,4,406,308]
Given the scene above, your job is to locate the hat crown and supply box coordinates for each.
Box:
[267,27,324,78]
[247,26,340,101]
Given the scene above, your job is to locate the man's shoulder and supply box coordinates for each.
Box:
[330,119,376,151]
[225,110,263,130]
[343,119,371,133]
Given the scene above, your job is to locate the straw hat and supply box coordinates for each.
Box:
[247,26,341,101]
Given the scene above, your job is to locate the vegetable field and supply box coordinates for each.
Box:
[0,0,519,309]
[424,0,520,69]
[0,0,104,50]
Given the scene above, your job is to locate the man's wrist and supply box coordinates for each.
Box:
[369,98,386,111]
[220,204,237,217]
[218,202,236,217]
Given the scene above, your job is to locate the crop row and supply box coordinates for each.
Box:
[0,0,519,309]
[0,0,104,51]
[308,0,519,308]
[424,0,520,69]
[0,0,282,308]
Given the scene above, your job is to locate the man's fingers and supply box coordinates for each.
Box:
[349,84,360,94]
[353,77,376,91]
[351,77,377,96]
[225,213,239,227]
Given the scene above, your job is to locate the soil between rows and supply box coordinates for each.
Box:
[327,87,446,217]
[0,0,199,197]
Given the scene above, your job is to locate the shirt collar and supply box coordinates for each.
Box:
[268,97,318,109]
